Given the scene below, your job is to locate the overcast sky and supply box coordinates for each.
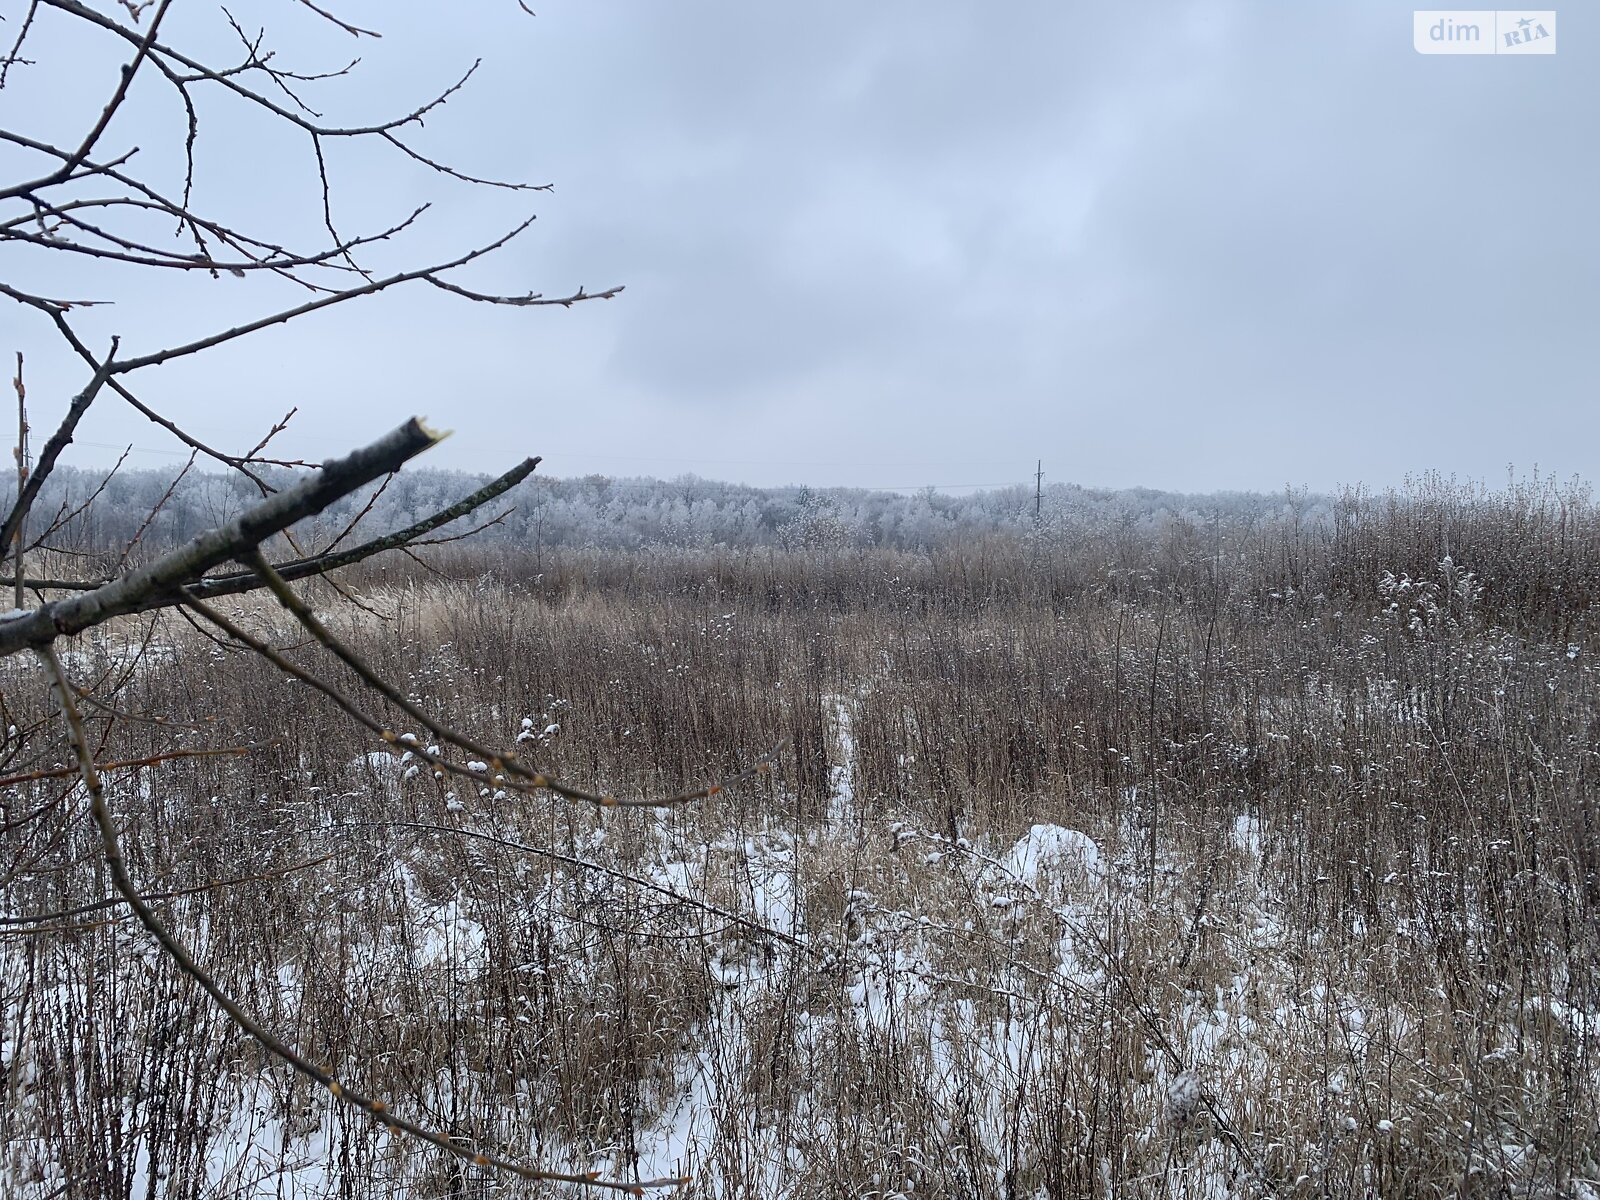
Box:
[1,1,1594,494]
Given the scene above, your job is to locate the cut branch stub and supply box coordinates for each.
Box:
[0,417,443,655]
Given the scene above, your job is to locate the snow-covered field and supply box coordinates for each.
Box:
[6,744,1595,1197]
[4,556,1597,1198]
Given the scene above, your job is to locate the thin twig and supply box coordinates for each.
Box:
[0,848,336,927]
[0,741,261,788]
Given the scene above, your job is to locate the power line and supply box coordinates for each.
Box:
[531,478,1030,495]
[56,445,1035,497]
[537,451,1031,471]
[74,439,194,459]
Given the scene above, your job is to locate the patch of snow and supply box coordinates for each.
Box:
[1232,812,1262,859]
[1003,823,1104,883]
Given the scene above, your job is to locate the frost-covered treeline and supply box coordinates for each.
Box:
[6,463,1327,554]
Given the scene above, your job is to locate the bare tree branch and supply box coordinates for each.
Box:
[0,0,172,203]
[0,1,44,90]
[102,217,546,374]
[3,455,543,599]
[0,338,119,559]
[0,418,442,655]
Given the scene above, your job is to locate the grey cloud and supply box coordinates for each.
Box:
[4,1,1595,491]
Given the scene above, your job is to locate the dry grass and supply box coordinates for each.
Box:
[3,487,1598,1197]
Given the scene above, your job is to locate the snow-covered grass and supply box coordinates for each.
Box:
[3,546,1597,1198]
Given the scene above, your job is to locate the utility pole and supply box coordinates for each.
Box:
[1034,459,1044,528]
